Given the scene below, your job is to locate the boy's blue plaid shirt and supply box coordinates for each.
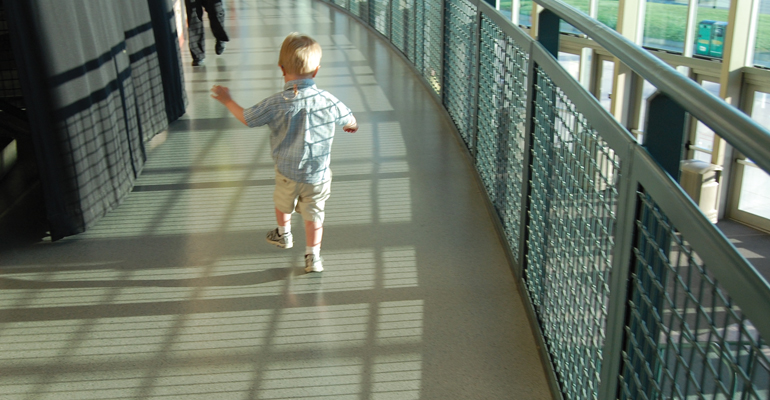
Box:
[243,79,355,184]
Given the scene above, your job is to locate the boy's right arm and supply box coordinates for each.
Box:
[211,85,247,126]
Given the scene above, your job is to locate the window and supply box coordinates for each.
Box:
[736,161,770,219]
[693,0,729,59]
[753,0,770,67]
[558,52,581,80]
[750,90,770,128]
[559,0,589,34]
[518,0,532,27]
[598,59,615,111]
[500,0,535,27]
[637,80,657,137]
[498,0,513,21]
[736,91,770,219]
[728,88,770,230]
[597,0,618,30]
[691,80,720,162]
[643,0,689,53]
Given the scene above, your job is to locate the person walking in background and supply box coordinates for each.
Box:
[185,0,229,66]
[210,33,359,273]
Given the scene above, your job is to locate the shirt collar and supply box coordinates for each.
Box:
[283,78,316,91]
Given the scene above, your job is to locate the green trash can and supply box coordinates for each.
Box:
[709,21,727,58]
[696,20,715,56]
[696,20,727,58]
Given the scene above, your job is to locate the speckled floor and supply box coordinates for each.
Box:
[0,0,552,398]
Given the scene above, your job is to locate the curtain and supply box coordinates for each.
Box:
[148,0,188,122]
[5,0,186,240]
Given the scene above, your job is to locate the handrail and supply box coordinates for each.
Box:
[533,0,770,175]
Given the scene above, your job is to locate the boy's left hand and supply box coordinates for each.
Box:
[210,85,232,104]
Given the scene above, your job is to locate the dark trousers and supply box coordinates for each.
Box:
[185,0,229,61]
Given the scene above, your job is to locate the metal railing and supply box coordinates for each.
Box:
[319,0,770,398]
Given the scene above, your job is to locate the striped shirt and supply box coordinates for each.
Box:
[243,79,355,184]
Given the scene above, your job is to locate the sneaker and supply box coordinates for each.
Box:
[304,254,324,273]
[266,228,293,248]
[192,58,205,66]
[215,41,226,55]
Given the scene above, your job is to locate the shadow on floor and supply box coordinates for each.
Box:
[717,219,770,281]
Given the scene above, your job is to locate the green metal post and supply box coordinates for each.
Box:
[643,92,688,181]
[537,9,560,58]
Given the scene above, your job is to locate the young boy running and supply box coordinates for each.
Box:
[210,32,358,273]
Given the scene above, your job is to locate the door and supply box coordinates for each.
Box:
[727,87,770,232]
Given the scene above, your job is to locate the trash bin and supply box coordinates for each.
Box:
[709,21,727,58]
[696,20,727,58]
[696,21,715,56]
[680,159,723,223]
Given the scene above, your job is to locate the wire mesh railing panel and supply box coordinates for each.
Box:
[332,0,349,9]
[420,0,442,94]
[443,0,477,151]
[476,15,529,262]
[527,66,620,400]
[390,0,405,51]
[390,0,413,57]
[350,0,368,20]
[619,191,770,400]
[405,0,416,62]
[413,0,425,72]
[370,0,389,37]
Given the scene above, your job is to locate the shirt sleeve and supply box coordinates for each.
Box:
[334,100,355,127]
[243,97,273,128]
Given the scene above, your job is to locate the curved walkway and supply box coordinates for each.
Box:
[0,0,551,398]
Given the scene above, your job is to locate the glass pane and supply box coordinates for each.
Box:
[560,0,589,34]
[692,80,719,155]
[599,59,614,111]
[751,91,770,128]
[738,164,770,219]
[754,0,770,67]
[694,0,729,59]
[499,0,513,20]
[643,0,688,53]
[638,80,657,135]
[558,52,581,80]
[597,0,618,30]
[520,0,532,26]
[737,90,770,218]
[693,150,712,162]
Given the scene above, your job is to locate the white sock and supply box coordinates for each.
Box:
[278,224,290,235]
[306,245,320,257]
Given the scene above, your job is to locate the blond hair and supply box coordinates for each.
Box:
[278,33,322,75]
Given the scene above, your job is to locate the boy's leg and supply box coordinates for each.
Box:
[266,207,293,248]
[276,207,291,230]
[268,173,297,249]
[305,220,323,253]
[296,180,330,273]
[303,220,324,273]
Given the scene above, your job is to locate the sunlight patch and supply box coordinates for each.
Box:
[378,178,412,223]
[372,353,423,400]
[382,247,419,288]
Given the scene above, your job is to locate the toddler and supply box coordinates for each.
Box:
[211,32,358,272]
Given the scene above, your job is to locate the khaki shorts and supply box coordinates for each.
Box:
[273,169,331,223]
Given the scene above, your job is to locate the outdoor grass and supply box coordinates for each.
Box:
[498,0,770,58]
